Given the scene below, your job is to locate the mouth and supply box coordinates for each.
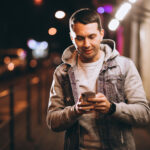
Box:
[84,49,93,54]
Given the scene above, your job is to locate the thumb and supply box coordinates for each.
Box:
[78,95,82,102]
[96,93,104,98]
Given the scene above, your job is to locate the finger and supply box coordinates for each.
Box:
[78,101,93,106]
[94,102,107,107]
[94,106,106,110]
[88,97,106,102]
[96,109,107,114]
[96,93,105,98]
[84,110,95,114]
[79,110,95,114]
[78,105,94,111]
[79,96,82,102]
[94,107,108,114]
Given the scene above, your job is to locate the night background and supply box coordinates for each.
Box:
[1,0,150,150]
[0,0,117,50]
[0,0,119,80]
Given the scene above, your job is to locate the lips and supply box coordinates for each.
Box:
[84,49,93,54]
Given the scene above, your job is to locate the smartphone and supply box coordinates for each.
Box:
[81,91,96,102]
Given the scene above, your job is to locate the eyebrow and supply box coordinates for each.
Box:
[76,33,96,38]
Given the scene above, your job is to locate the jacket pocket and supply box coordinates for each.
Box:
[104,75,125,103]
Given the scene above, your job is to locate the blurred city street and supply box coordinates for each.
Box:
[0,63,150,150]
[1,0,150,150]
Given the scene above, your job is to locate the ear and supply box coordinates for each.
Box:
[70,31,76,45]
[70,31,76,41]
[69,32,74,41]
[100,29,104,41]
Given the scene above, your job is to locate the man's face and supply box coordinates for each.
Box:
[70,22,104,63]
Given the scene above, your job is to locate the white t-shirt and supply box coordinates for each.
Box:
[74,51,105,149]
[75,51,105,99]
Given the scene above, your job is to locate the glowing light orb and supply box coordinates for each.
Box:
[108,19,120,31]
[4,56,11,64]
[55,10,66,19]
[97,7,105,14]
[48,27,57,36]
[8,62,15,71]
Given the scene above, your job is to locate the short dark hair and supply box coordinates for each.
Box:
[69,8,102,31]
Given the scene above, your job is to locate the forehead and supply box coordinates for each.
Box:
[72,22,100,36]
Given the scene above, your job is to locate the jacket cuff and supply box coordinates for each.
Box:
[112,103,123,118]
[107,102,116,115]
[69,105,82,120]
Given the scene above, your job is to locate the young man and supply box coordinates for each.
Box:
[46,8,150,150]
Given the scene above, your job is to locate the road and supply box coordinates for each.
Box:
[0,66,150,150]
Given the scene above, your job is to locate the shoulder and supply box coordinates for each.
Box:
[54,63,71,76]
[115,55,132,64]
[115,56,136,75]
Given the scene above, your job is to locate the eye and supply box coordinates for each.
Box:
[89,34,96,39]
[76,36,84,41]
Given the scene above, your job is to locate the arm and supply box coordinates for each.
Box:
[46,68,80,132]
[113,59,150,126]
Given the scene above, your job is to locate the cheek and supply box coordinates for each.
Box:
[92,41,101,50]
[96,38,102,45]
[92,40,101,47]
[100,36,103,42]
[99,35,103,42]
[74,40,83,48]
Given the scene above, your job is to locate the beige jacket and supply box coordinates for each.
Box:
[47,39,150,150]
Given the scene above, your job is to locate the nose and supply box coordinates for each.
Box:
[83,38,90,48]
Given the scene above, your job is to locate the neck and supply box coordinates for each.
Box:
[79,50,101,63]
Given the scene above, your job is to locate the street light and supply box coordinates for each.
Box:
[55,10,66,19]
[115,2,132,21]
[108,19,120,31]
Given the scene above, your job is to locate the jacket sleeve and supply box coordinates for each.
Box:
[113,59,150,126]
[46,68,80,132]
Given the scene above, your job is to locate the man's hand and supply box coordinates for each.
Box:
[75,96,94,114]
[88,93,111,114]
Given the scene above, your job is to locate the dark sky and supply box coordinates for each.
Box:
[0,0,95,49]
[0,0,116,53]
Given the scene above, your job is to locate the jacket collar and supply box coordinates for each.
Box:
[61,39,119,67]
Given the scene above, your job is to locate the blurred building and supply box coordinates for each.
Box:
[122,0,150,100]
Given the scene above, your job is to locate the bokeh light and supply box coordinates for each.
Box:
[97,5,113,14]
[0,90,9,97]
[4,56,11,64]
[97,7,105,14]
[115,2,132,21]
[31,76,40,84]
[103,5,113,13]
[34,0,43,5]
[48,27,57,36]
[17,48,27,59]
[27,39,37,50]
[39,41,48,50]
[8,62,15,71]
[108,19,120,31]
[129,0,136,3]
[55,10,66,19]
[30,59,37,68]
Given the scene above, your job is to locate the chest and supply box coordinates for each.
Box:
[97,66,126,103]
[62,64,126,106]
